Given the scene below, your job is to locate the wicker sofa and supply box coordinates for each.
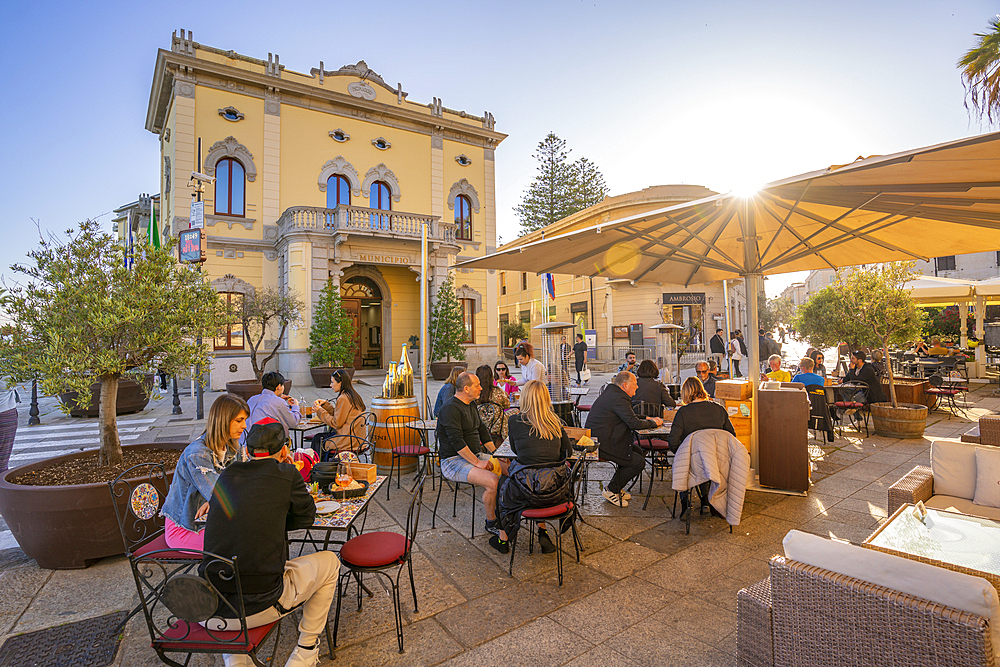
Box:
[888,438,1000,520]
[962,414,1000,445]
[737,530,999,667]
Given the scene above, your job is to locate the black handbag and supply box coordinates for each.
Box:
[309,461,339,489]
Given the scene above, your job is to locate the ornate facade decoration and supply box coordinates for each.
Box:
[348,82,376,100]
[264,87,280,116]
[218,106,244,122]
[455,154,471,166]
[317,156,362,196]
[447,179,481,213]
[371,137,391,150]
[329,129,349,143]
[204,136,257,182]
[455,284,483,313]
[210,274,254,294]
[163,156,171,194]
[361,164,401,202]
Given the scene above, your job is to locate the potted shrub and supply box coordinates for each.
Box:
[429,274,468,380]
[407,334,420,370]
[224,285,302,401]
[0,220,223,568]
[308,278,357,387]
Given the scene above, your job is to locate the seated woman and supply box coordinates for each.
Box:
[667,376,736,518]
[631,359,676,417]
[313,369,367,455]
[809,350,828,378]
[491,380,573,555]
[160,393,249,550]
[433,366,464,417]
[494,360,518,397]
[476,364,511,445]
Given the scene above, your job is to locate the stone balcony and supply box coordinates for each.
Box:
[276,205,453,244]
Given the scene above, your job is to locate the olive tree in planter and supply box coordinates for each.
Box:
[429,274,468,380]
[0,220,224,568]
[307,278,357,387]
[793,286,873,354]
[836,263,928,438]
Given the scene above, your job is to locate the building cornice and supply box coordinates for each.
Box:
[146,48,507,149]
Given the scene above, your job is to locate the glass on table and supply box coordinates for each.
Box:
[336,462,353,489]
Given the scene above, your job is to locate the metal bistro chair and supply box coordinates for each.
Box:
[507,457,585,587]
[132,549,289,667]
[334,471,426,654]
[834,381,870,437]
[633,401,673,511]
[478,401,507,448]
[315,410,376,463]
[385,414,431,500]
[925,374,969,415]
[432,457,480,538]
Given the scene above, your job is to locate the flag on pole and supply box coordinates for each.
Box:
[543,273,555,300]
[149,200,160,249]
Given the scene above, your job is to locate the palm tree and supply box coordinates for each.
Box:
[959,15,1000,124]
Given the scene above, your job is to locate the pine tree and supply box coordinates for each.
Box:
[573,157,609,210]
[429,274,467,362]
[515,133,610,235]
[514,133,579,234]
[308,278,356,367]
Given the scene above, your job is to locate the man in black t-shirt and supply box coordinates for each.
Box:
[435,372,501,535]
[202,419,337,667]
[573,333,588,384]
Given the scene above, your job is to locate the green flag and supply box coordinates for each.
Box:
[149,202,160,249]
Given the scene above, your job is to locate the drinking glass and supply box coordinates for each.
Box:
[336,462,353,491]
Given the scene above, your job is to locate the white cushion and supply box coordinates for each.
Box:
[931,439,979,500]
[973,447,1000,509]
[925,494,1000,522]
[783,529,1000,658]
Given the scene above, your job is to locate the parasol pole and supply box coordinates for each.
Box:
[420,223,429,419]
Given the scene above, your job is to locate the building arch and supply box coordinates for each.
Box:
[317,156,362,197]
[447,178,480,213]
[210,274,254,295]
[361,163,401,203]
[204,136,257,182]
[339,265,393,367]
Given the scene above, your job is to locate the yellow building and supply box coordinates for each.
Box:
[145,30,505,388]
[497,185,750,369]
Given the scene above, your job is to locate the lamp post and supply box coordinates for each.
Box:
[172,376,182,415]
[28,379,40,426]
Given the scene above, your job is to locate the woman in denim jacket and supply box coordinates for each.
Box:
[161,394,249,549]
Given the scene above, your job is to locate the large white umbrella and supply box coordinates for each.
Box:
[459,131,1000,470]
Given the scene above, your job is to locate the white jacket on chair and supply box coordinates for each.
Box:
[671,429,750,526]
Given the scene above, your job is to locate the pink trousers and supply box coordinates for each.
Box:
[164,517,205,551]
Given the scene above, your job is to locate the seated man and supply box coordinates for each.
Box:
[435,372,501,535]
[618,351,638,374]
[586,371,662,507]
[243,371,300,443]
[695,361,717,398]
[761,354,791,383]
[202,418,336,667]
[927,337,949,356]
[791,357,825,390]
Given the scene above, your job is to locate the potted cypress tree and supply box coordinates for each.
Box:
[0,220,224,568]
[308,278,358,387]
[429,275,468,380]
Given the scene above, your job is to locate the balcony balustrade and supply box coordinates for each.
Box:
[277,205,452,243]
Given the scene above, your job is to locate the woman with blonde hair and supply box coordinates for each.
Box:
[161,393,250,550]
[666,376,735,518]
[490,380,573,555]
[433,365,465,417]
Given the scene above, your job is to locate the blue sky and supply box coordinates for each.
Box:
[0,1,996,296]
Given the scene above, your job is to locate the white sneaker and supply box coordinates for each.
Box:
[285,643,320,667]
[621,490,632,501]
[602,489,628,507]
[223,655,254,667]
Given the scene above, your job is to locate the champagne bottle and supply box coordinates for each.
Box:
[399,343,414,397]
[381,363,392,399]
[387,362,398,399]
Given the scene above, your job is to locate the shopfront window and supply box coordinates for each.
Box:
[663,304,705,348]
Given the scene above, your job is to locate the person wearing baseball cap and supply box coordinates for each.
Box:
[201,418,338,667]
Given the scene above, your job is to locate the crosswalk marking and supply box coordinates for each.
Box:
[17,418,157,434]
[7,434,146,462]
[14,425,153,442]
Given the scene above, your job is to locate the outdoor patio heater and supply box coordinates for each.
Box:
[649,323,683,399]
[532,321,576,425]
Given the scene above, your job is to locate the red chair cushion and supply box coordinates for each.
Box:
[926,388,962,397]
[392,445,430,456]
[155,619,276,652]
[639,438,671,451]
[522,502,574,519]
[340,532,409,568]
[577,405,592,412]
[134,534,201,560]
[834,402,865,408]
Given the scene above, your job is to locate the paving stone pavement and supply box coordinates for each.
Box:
[0,363,993,666]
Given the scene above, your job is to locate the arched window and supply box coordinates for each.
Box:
[455,194,472,240]
[369,180,391,230]
[326,175,351,209]
[214,158,245,216]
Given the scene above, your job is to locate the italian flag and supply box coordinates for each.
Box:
[149,200,160,249]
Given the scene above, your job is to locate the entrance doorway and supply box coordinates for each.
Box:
[341,277,383,370]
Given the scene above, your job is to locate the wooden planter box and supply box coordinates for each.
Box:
[880,378,935,409]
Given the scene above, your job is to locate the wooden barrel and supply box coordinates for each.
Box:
[871,403,928,439]
[371,396,421,475]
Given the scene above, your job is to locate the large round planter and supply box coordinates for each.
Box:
[309,366,355,388]
[870,402,929,439]
[58,373,156,418]
[430,361,468,381]
[225,379,293,404]
[0,441,187,570]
